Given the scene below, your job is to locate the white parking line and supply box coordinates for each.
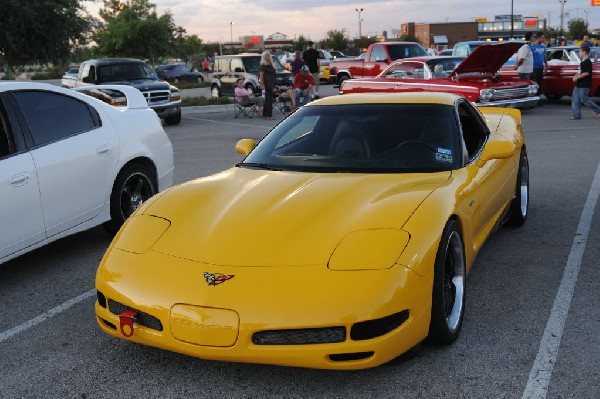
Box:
[522,160,600,399]
[183,116,272,129]
[0,289,95,344]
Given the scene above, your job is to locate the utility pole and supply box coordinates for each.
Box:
[355,8,364,38]
[559,0,567,36]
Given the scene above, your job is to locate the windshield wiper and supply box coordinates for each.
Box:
[237,162,284,171]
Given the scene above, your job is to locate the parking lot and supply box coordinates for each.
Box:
[1,96,599,398]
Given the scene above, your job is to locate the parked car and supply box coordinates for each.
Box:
[317,49,334,83]
[60,67,79,88]
[0,82,174,265]
[155,64,204,83]
[437,49,453,56]
[340,42,539,109]
[329,50,348,59]
[452,40,494,56]
[210,53,292,97]
[498,45,600,101]
[74,58,182,125]
[329,42,428,84]
[94,91,529,370]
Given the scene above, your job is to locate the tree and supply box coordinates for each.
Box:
[0,0,94,68]
[95,0,178,60]
[567,18,588,41]
[320,29,350,51]
[294,35,309,52]
[353,36,377,51]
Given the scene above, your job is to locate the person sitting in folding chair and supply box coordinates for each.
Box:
[274,83,297,113]
[234,78,265,118]
[294,65,314,107]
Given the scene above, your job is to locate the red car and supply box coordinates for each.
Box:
[340,42,539,109]
[499,46,600,101]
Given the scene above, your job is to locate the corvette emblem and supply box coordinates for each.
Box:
[204,272,235,286]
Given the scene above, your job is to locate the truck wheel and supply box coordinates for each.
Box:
[164,111,182,125]
[338,75,349,85]
[174,77,180,83]
[245,84,256,94]
[211,85,221,98]
[197,76,204,83]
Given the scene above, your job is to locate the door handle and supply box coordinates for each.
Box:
[97,144,112,156]
[9,173,30,187]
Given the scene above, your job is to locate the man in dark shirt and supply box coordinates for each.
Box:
[302,41,320,99]
[571,45,600,120]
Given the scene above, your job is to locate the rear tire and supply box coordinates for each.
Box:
[338,75,349,86]
[103,163,157,235]
[211,85,221,98]
[507,149,529,226]
[197,76,204,83]
[545,94,562,101]
[426,219,466,345]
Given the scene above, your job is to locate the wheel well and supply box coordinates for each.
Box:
[118,157,158,190]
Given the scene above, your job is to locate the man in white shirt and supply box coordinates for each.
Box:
[514,32,534,79]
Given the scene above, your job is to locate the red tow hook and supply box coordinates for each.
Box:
[119,309,138,337]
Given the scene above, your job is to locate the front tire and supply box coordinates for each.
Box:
[545,94,562,101]
[211,85,221,98]
[164,111,182,125]
[427,219,466,345]
[104,163,157,234]
[197,76,204,83]
[507,149,529,226]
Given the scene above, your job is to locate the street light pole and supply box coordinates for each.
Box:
[584,8,590,27]
[559,0,567,36]
[510,0,514,39]
[230,21,234,46]
[355,8,363,37]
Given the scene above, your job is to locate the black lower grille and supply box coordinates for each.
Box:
[253,327,346,345]
[108,299,163,331]
[329,352,374,362]
[350,310,409,341]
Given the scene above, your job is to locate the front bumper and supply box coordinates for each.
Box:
[474,96,540,109]
[95,248,432,370]
[151,100,181,119]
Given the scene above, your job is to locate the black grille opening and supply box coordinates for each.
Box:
[97,291,107,308]
[99,317,117,330]
[253,327,346,345]
[329,352,374,362]
[350,310,409,341]
[108,299,163,331]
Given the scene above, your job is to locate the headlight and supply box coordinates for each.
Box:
[479,88,494,102]
[170,89,181,101]
[528,84,539,95]
[328,229,410,271]
[114,215,171,254]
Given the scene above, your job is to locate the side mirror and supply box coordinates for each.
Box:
[234,67,244,73]
[478,141,516,164]
[235,139,256,155]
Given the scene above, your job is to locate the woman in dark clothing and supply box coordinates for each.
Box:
[259,51,276,119]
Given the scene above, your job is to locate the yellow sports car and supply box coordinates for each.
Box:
[95,92,529,370]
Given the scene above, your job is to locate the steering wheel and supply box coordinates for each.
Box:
[396,140,438,152]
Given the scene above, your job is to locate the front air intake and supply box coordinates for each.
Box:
[253,327,346,345]
[350,310,409,341]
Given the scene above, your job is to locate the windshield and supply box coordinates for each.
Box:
[241,104,461,173]
[98,63,158,82]
[425,58,464,77]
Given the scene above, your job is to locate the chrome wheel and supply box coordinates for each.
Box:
[519,154,529,217]
[211,86,220,98]
[508,150,529,226]
[119,172,154,220]
[443,231,465,333]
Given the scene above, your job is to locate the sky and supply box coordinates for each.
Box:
[85,0,600,42]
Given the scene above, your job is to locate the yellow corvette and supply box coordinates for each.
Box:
[95,92,529,370]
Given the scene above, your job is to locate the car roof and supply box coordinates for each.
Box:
[307,92,460,107]
[85,58,146,65]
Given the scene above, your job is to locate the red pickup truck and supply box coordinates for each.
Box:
[329,42,428,85]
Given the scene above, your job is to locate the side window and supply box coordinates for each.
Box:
[230,58,244,72]
[0,102,15,159]
[13,91,99,147]
[369,46,387,62]
[454,45,468,57]
[457,101,488,162]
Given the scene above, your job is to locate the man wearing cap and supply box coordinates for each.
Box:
[294,65,314,106]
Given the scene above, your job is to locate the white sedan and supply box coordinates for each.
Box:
[0,82,174,265]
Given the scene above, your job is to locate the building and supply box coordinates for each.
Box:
[401,15,547,49]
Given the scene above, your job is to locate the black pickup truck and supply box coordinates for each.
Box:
[75,58,182,125]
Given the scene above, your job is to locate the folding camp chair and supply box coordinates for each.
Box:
[234,97,258,118]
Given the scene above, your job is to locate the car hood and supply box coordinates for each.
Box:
[451,42,523,77]
[143,167,451,266]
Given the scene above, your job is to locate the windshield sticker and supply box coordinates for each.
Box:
[436,148,453,163]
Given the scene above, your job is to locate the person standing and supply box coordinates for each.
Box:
[530,32,547,97]
[202,58,211,79]
[570,45,600,120]
[515,31,534,79]
[581,35,594,47]
[303,41,320,99]
[290,51,305,76]
[259,51,276,120]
